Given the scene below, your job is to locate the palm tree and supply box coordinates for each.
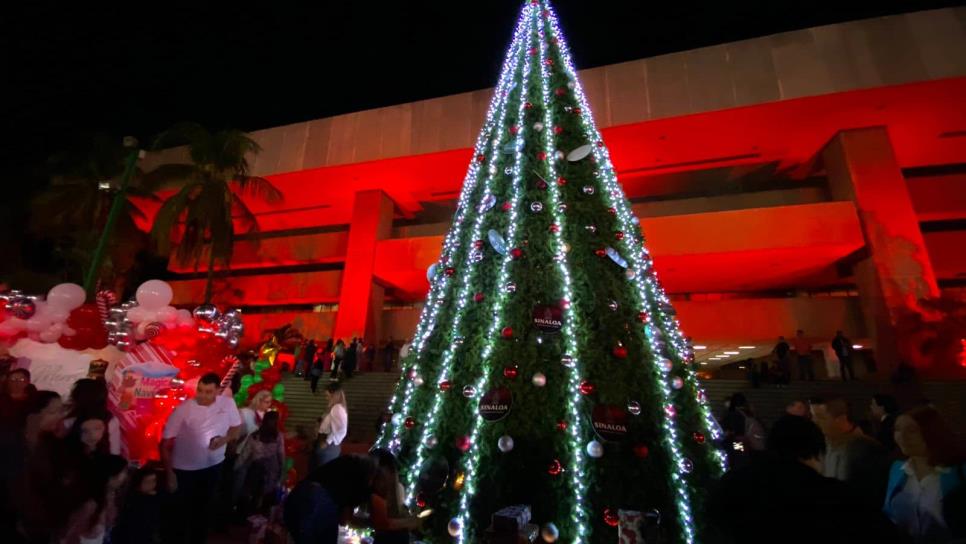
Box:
[147,123,283,303]
[30,133,156,290]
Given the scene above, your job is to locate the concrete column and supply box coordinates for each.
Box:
[822,127,939,372]
[333,190,395,343]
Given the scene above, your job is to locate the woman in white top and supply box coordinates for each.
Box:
[884,405,966,543]
[238,390,273,437]
[313,381,348,470]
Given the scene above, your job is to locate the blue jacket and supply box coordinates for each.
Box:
[883,460,965,518]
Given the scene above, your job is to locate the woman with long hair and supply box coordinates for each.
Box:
[234,411,286,515]
[313,382,347,470]
[884,405,966,543]
[63,379,121,456]
[360,449,423,543]
[58,454,128,544]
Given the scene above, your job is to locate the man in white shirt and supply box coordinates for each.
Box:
[161,372,242,544]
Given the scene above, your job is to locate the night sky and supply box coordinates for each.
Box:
[3,1,959,186]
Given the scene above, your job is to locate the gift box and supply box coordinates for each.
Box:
[492,504,532,533]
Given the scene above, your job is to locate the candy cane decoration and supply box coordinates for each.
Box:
[220,354,242,390]
[96,290,118,322]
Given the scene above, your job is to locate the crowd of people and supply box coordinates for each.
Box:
[711,391,966,543]
[749,329,866,386]
[294,337,409,388]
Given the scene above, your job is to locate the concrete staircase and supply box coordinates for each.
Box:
[281,371,401,446]
[281,373,966,449]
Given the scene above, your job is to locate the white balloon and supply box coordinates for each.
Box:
[136,280,173,311]
[127,306,149,324]
[46,283,85,311]
[38,328,60,343]
[25,316,47,333]
[175,309,194,326]
[157,306,179,323]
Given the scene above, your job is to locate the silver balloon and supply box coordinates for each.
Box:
[192,304,220,322]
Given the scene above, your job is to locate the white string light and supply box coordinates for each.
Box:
[452,6,535,542]
[377,11,531,451]
[400,11,533,504]
[541,3,726,541]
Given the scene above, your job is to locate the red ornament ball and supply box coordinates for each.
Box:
[579,380,596,395]
[528,47,537,56]
[404,417,416,429]
[509,125,519,135]
[633,444,650,458]
[636,311,649,323]
[502,201,512,211]
[693,432,706,444]
[524,101,533,110]
[549,224,560,233]
[604,509,620,527]
[473,239,484,249]
[573,107,582,114]
[416,495,427,508]
[613,345,628,359]
[456,435,472,453]
[559,298,571,309]
[542,9,550,17]
[503,366,519,379]
[556,420,568,431]
[501,326,514,339]
[438,380,452,392]
[556,176,567,186]
[594,248,607,257]
[597,140,605,148]
[536,180,548,190]
[548,459,563,476]
[510,248,524,260]
[555,87,566,96]
[444,267,456,277]
[607,207,617,215]
[615,231,625,240]
[537,151,547,161]
[553,126,564,135]
[544,58,554,66]
[476,154,485,163]
[474,292,485,303]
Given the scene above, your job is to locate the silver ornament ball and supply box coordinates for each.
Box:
[531,372,547,387]
[586,440,604,458]
[530,201,544,213]
[627,400,642,416]
[560,354,575,368]
[581,185,595,195]
[498,435,515,453]
[541,523,560,542]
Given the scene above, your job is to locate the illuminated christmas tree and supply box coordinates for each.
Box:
[376,1,726,542]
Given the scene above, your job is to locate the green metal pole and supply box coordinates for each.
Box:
[83,140,141,296]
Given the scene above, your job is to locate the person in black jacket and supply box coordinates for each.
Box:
[284,455,376,544]
[831,331,856,381]
[870,394,899,454]
[707,414,910,544]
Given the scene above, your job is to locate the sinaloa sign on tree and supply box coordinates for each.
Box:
[376,1,726,542]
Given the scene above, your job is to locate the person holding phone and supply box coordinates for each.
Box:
[160,372,242,543]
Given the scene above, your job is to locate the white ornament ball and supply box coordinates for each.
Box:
[530,201,544,213]
[391,413,403,425]
[413,374,425,386]
[462,385,478,398]
[560,354,576,368]
[680,458,694,474]
[447,518,462,537]
[533,122,545,132]
[532,372,547,387]
[586,440,604,458]
[505,282,517,294]
[566,81,576,90]
[625,268,638,280]
[627,400,642,416]
[425,435,438,448]
[672,376,684,390]
[498,435,515,453]
[554,150,565,160]
[659,358,673,373]
[541,523,560,542]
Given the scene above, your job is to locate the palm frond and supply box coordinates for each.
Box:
[152,122,209,152]
[232,175,283,204]
[150,181,201,257]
